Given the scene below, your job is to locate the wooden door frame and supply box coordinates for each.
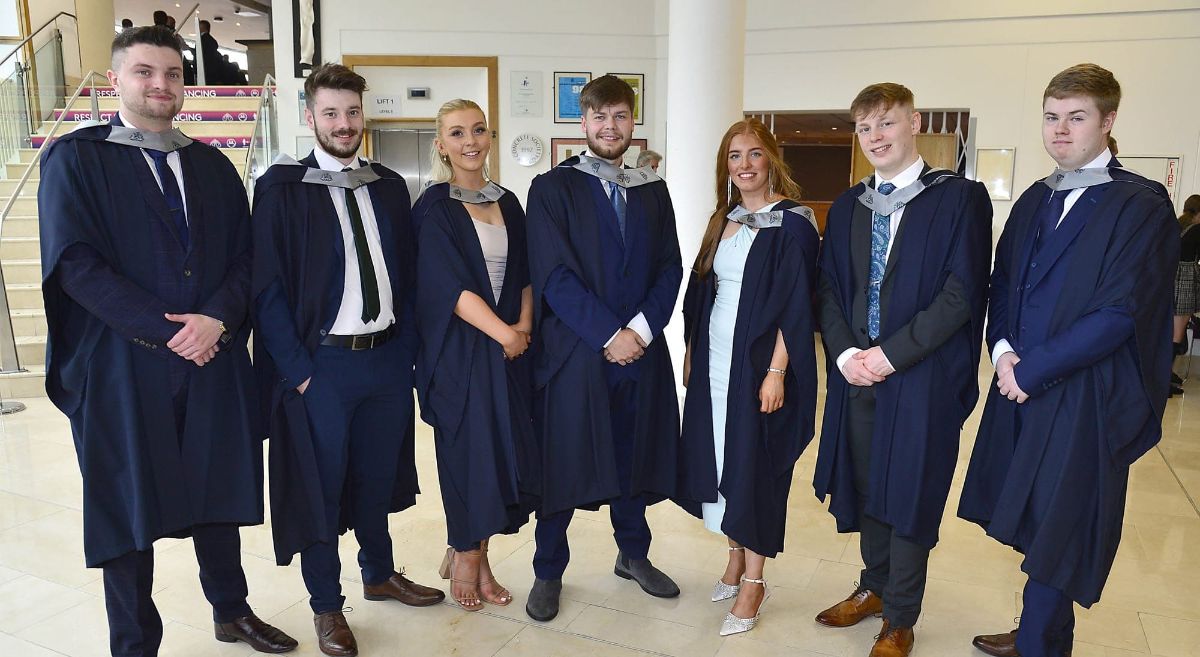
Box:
[342,55,500,182]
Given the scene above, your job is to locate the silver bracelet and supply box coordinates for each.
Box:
[767,367,786,376]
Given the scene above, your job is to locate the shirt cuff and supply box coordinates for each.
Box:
[835,347,862,374]
[627,313,654,347]
[991,339,1015,369]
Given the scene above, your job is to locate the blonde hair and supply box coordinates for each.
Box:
[429,98,487,184]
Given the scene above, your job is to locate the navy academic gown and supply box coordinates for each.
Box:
[250,153,419,566]
[814,170,992,549]
[677,201,820,557]
[525,156,683,515]
[412,182,540,548]
[38,124,261,567]
[958,164,1177,606]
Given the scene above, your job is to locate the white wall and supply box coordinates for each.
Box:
[743,0,1200,237]
[271,0,667,204]
[356,66,486,120]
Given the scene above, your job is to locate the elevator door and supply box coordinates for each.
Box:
[371,128,436,206]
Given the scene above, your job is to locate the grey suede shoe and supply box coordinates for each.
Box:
[614,553,680,598]
[525,578,562,622]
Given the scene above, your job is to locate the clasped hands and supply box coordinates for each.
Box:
[165,313,224,367]
[839,346,895,386]
[995,351,1029,403]
[501,324,532,360]
[604,328,645,366]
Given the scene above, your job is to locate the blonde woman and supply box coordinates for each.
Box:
[412,99,539,611]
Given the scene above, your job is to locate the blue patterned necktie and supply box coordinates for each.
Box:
[867,181,897,339]
[607,180,627,242]
[146,149,189,250]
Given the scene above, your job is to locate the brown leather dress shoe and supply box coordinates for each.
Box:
[972,629,1019,657]
[214,614,298,653]
[814,587,883,627]
[870,620,915,657]
[362,570,446,607]
[314,611,357,657]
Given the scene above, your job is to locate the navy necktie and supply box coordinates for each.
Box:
[607,180,627,242]
[866,181,897,339]
[342,168,381,323]
[1034,190,1067,252]
[146,150,189,250]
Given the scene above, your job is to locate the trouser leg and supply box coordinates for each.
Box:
[102,549,162,657]
[191,524,252,622]
[533,509,573,579]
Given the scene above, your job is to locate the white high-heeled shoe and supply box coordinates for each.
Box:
[711,547,744,602]
[719,576,770,637]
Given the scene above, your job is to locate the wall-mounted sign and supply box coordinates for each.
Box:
[366,93,402,118]
[511,71,543,117]
[511,133,544,167]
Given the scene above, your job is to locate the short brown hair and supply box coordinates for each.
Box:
[304,63,368,109]
[1043,63,1121,116]
[111,25,183,68]
[850,83,915,121]
[579,75,635,116]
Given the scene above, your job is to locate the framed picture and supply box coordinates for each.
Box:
[553,72,591,123]
[607,73,645,125]
[551,138,648,169]
[975,147,1016,201]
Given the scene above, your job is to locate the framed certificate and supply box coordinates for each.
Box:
[553,72,592,123]
[975,147,1016,201]
[551,137,648,168]
[607,73,644,125]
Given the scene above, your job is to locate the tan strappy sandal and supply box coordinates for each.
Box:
[477,539,513,606]
[438,546,483,611]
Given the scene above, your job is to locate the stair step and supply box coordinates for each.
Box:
[6,160,247,180]
[0,237,38,259]
[53,109,258,123]
[1,258,41,284]
[16,147,248,164]
[83,85,269,98]
[15,335,44,368]
[0,179,37,197]
[0,366,47,399]
[4,283,42,309]
[29,134,256,148]
[10,308,46,337]
[81,96,263,112]
[1,216,39,237]
[37,121,256,139]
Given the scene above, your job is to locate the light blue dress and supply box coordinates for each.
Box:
[702,220,760,534]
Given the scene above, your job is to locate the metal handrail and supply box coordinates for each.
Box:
[0,11,77,71]
[0,69,105,375]
[241,74,277,192]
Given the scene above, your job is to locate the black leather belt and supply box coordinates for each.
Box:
[320,325,395,350]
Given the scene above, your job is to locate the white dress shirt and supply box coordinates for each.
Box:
[123,111,188,225]
[835,156,926,375]
[313,145,396,335]
[579,149,655,348]
[989,148,1113,368]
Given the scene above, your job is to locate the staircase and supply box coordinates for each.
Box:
[0,86,258,399]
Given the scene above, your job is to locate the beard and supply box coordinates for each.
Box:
[586,131,631,162]
[316,126,363,159]
[126,94,182,124]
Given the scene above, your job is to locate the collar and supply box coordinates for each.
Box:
[875,156,925,191]
[580,148,623,168]
[1076,148,1113,171]
[313,143,363,172]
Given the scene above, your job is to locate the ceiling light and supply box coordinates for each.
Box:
[236,22,241,26]
[233,7,263,17]
[831,127,839,130]
[793,130,801,134]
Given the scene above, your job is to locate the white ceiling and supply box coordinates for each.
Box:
[112,0,273,50]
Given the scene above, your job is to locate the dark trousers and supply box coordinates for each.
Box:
[1017,578,1075,657]
[299,339,411,614]
[102,524,251,657]
[533,379,651,580]
[848,390,930,628]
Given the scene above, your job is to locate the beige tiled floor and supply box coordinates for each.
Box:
[1,351,1197,657]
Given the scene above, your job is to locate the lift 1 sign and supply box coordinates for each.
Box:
[366,94,402,119]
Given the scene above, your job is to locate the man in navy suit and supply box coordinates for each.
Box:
[38,26,296,657]
[960,64,1177,657]
[524,75,683,622]
[251,63,443,657]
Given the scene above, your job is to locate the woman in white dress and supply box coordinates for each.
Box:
[680,118,820,636]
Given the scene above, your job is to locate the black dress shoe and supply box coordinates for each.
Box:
[215,614,298,653]
[1171,384,1185,397]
